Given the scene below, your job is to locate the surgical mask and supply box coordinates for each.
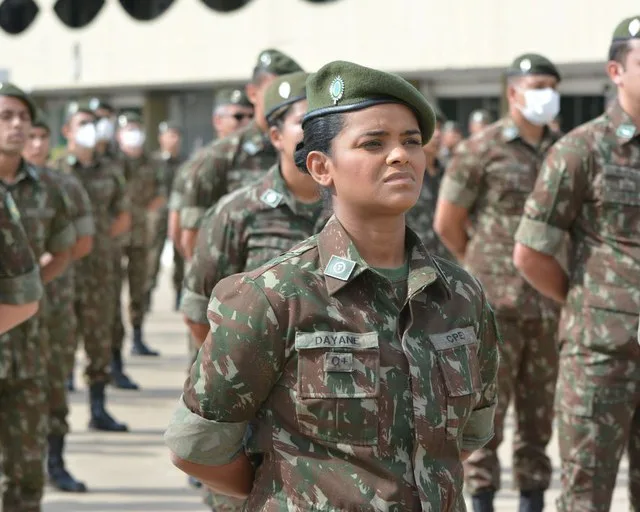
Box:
[120,129,145,148]
[75,123,97,149]
[95,117,115,141]
[517,88,560,126]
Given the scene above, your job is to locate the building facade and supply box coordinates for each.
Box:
[1,0,634,151]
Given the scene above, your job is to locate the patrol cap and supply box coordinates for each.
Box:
[118,111,142,128]
[612,15,640,42]
[264,71,309,123]
[469,109,492,124]
[0,83,36,120]
[32,108,50,131]
[507,53,561,82]
[214,88,252,108]
[158,120,182,134]
[442,120,462,133]
[303,61,436,143]
[89,97,114,113]
[254,49,303,77]
[65,100,96,122]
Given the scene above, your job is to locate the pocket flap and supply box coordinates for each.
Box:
[429,327,477,350]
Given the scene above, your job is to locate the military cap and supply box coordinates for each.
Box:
[303,61,436,143]
[442,121,462,133]
[89,97,114,113]
[32,108,50,130]
[264,71,309,123]
[469,109,492,124]
[612,15,640,42]
[254,49,303,76]
[158,120,182,134]
[214,88,252,108]
[0,83,36,119]
[117,111,142,128]
[507,53,561,82]
[65,100,96,120]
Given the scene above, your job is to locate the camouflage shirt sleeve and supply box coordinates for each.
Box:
[110,167,130,217]
[63,174,95,237]
[46,180,77,254]
[0,189,43,305]
[515,135,588,255]
[165,274,284,465]
[168,165,187,212]
[438,139,483,209]
[461,278,501,452]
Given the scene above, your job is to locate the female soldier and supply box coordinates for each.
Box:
[166,61,500,511]
[180,71,330,511]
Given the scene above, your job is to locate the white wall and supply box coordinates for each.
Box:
[7,0,640,91]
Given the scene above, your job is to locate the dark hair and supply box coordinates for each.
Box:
[294,113,344,173]
[609,40,632,66]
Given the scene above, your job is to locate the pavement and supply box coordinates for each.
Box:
[42,253,630,511]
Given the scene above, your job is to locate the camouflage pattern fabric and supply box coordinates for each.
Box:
[405,159,454,260]
[439,116,561,494]
[111,247,126,352]
[0,187,42,306]
[165,216,500,511]
[180,120,277,230]
[181,164,330,326]
[51,153,129,384]
[45,169,95,437]
[514,101,640,511]
[0,163,75,512]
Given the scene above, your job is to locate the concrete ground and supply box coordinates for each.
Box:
[42,254,630,511]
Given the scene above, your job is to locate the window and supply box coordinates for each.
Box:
[119,0,174,21]
[0,0,39,35]
[200,0,252,13]
[54,0,104,29]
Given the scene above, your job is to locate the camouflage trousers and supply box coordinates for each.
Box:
[147,209,186,293]
[46,298,77,437]
[464,314,559,494]
[0,376,48,512]
[112,249,126,352]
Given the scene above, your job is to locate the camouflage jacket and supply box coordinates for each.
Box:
[181,164,330,325]
[180,121,277,229]
[151,150,184,202]
[406,159,454,260]
[439,116,561,318]
[515,101,640,360]
[45,169,95,306]
[0,162,76,379]
[168,163,189,213]
[118,154,165,247]
[0,186,42,306]
[165,216,500,511]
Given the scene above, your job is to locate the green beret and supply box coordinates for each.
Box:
[255,49,303,76]
[118,111,142,128]
[214,88,252,108]
[65,100,96,121]
[303,61,435,143]
[158,120,182,134]
[89,97,114,113]
[612,15,640,42]
[469,109,492,124]
[507,53,561,82]
[264,71,309,123]
[32,108,50,131]
[0,83,36,119]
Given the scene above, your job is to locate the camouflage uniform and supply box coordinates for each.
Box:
[0,187,42,307]
[180,120,277,231]
[439,116,562,495]
[166,216,500,510]
[0,163,75,512]
[405,159,453,260]
[515,100,640,511]
[148,150,184,298]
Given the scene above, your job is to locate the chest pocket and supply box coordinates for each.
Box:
[245,233,296,271]
[600,165,640,237]
[22,206,55,255]
[487,160,535,206]
[429,327,482,440]
[294,331,380,446]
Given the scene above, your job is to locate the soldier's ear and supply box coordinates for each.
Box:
[268,125,283,151]
[306,151,333,189]
[245,83,258,107]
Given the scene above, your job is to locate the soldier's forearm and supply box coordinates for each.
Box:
[110,213,131,238]
[513,243,568,304]
[40,251,71,284]
[147,196,166,212]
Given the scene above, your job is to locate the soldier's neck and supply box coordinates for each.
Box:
[281,160,320,203]
[70,146,95,167]
[618,93,640,129]
[0,153,22,182]
[516,118,545,147]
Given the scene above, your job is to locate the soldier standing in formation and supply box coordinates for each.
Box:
[468,109,493,136]
[435,54,563,512]
[0,84,76,511]
[514,15,640,512]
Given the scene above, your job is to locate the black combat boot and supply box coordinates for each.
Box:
[88,382,128,432]
[65,372,75,392]
[130,325,160,356]
[519,490,544,512]
[471,489,495,512]
[47,435,87,492]
[110,349,140,390]
[174,288,182,311]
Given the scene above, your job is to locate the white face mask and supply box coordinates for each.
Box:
[95,117,115,141]
[518,88,560,126]
[75,123,97,149]
[120,129,146,149]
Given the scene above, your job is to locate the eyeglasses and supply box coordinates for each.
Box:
[230,113,253,122]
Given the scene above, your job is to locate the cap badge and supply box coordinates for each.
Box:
[519,58,532,72]
[629,18,640,36]
[230,90,242,103]
[260,52,272,66]
[329,76,345,105]
[278,81,291,99]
